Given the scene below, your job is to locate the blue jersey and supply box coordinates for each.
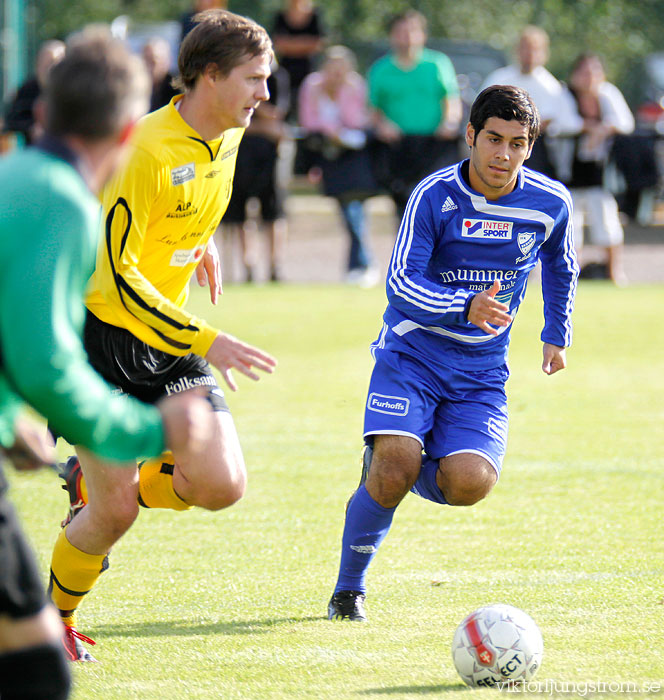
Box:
[374,160,579,370]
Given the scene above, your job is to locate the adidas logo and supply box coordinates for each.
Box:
[441,196,458,213]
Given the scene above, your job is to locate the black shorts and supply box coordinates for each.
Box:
[223,135,284,223]
[0,467,48,619]
[83,312,229,412]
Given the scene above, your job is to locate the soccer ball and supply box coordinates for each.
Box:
[451,603,543,688]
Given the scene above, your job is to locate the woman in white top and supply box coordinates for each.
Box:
[563,53,634,285]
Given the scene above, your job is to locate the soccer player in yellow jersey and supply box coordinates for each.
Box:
[48,10,277,661]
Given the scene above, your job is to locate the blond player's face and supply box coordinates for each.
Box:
[209,52,271,131]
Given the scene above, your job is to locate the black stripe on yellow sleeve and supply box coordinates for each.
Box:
[116,276,199,333]
[151,327,192,352]
[104,197,198,352]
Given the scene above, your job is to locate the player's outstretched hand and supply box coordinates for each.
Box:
[205,332,277,392]
[467,280,513,336]
[157,389,214,457]
[3,416,56,471]
[195,239,222,305]
[542,342,567,375]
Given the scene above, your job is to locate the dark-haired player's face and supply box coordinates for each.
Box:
[465,117,533,200]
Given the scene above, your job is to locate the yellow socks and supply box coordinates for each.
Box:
[49,453,190,627]
[73,452,191,512]
[49,527,108,626]
[137,451,192,511]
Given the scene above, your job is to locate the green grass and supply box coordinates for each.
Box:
[6,280,664,699]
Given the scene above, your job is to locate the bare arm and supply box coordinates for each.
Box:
[435,95,462,139]
[273,34,325,58]
[2,416,56,471]
[370,107,402,143]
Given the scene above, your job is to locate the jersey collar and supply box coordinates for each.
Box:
[168,95,225,160]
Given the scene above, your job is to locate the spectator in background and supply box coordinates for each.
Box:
[272,0,326,120]
[481,25,582,178]
[221,62,290,283]
[299,45,379,287]
[368,10,462,220]
[180,0,227,42]
[142,37,179,112]
[3,39,65,145]
[562,53,634,285]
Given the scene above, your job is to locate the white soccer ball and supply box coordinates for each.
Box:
[451,603,543,688]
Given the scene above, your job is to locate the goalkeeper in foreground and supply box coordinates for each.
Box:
[0,34,214,697]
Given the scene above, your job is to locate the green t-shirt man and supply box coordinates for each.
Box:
[368,47,460,135]
[0,141,165,461]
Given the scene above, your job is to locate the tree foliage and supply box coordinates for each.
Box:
[30,0,664,94]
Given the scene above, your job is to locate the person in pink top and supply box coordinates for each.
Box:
[298,45,379,286]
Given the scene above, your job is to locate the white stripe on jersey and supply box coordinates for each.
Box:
[392,318,510,343]
[523,168,574,206]
[388,166,469,314]
[370,322,389,360]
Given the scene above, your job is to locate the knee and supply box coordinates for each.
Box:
[446,482,492,506]
[195,470,246,511]
[441,461,497,506]
[368,452,420,507]
[375,464,412,499]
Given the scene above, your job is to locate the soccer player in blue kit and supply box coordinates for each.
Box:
[328,85,579,621]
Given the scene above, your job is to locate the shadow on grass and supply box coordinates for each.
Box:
[95,615,322,638]
[357,683,468,695]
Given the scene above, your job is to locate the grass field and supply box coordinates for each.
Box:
[6,279,664,699]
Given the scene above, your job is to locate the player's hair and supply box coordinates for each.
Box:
[174,9,272,92]
[44,34,149,141]
[469,85,541,145]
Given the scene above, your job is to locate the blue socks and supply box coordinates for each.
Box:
[334,485,396,594]
[334,456,447,595]
[410,454,448,504]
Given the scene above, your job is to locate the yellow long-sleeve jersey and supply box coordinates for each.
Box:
[86,96,243,357]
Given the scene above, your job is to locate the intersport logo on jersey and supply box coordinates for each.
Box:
[462,219,513,240]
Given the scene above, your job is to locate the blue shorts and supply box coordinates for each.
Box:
[363,348,509,475]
